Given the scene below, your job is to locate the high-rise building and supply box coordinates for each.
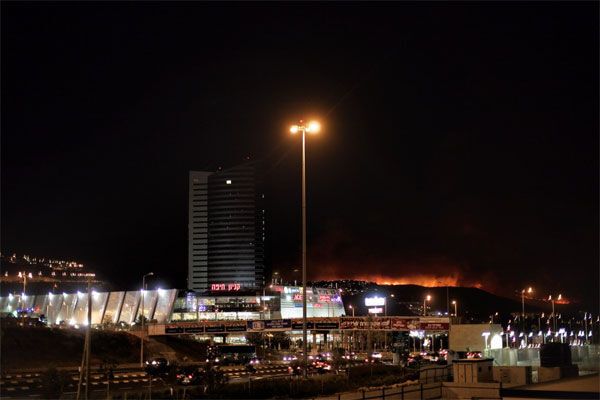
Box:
[188,161,266,292]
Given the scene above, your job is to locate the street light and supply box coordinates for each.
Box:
[349,305,355,317]
[548,294,562,335]
[521,287,533,335]
[140,272,154,367]
[451,300,457,317]
[290,119,320,377]
[423,295,431,316]
[521,287,533,318]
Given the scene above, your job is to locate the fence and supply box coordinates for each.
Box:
[317,382,443,400]
[419,365,452,384]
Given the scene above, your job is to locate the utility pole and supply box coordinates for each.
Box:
[85,282,91,400]
[77,279,92,400]
[446,286,449,316]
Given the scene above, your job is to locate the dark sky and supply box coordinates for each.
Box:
[2,3,598,308]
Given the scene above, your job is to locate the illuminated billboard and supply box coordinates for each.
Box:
[365,296,385,307]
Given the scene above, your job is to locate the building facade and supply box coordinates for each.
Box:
[188,161,266,292]
[0,286,346,325]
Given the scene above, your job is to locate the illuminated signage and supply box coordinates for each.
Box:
[211,283,241,291]
[368,307,383,314]
[365,297,385,307]
[293,294,303,301]
[319,295,331,302]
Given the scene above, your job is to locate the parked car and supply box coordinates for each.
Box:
[282,354,298,363]
[312,361,332,374]
[145,358,169,375]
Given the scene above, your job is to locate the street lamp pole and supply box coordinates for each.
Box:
[521,287,532,335]
[423,295,431,316]
[549,294,561,334]
[140,272,154,367]
[291,120,320,378]
[452,300,457,317]
[521,287,532,318]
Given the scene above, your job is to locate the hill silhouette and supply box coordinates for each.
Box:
[341,283,556,325]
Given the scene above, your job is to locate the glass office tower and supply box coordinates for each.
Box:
[188,161,266,292]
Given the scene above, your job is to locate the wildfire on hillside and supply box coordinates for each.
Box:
[315,271,484,289]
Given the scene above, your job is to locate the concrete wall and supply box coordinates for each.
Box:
[492,366,532,387]
[453,360,494,383]
[449,324,503,352]
[538,365,579,383]
[442,381,501,399]
[486,345,599,371]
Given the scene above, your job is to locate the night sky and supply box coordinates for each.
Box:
[2,3,598,308]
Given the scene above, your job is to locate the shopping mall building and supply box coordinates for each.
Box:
[0,285,345,326]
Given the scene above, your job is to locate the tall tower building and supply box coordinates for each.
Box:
[188,161,266,292]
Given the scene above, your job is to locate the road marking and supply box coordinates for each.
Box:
[6,388,15,391]
[121,387,132,389]
[25,374,31,378]
[26,379,34,383]
[141,379,148,382]
[122,380,130,383]
[92,382,99,385]
[132,379,139,383]
[20,386,30,390]
[10,380,19,384]
[16,375,22,378]
[5,375,12,378]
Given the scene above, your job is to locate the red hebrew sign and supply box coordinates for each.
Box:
[211,283,241,291]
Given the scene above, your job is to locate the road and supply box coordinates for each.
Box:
[0,370,162,399]
[0,364,293,398]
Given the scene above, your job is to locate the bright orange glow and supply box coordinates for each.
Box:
[290,125,299,134]
[548,294,570,304]
[377,275,480,288]
[316,272,483,289]
[307,121,321,133]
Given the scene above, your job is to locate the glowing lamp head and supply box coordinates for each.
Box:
[557,294,562,300]
[306,121,321,133]
[290,125,299,134]
[527,287,533,293]
[426,295,431,301]
[451,300,456,305]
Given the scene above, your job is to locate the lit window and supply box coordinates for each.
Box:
[226,180,232,185]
